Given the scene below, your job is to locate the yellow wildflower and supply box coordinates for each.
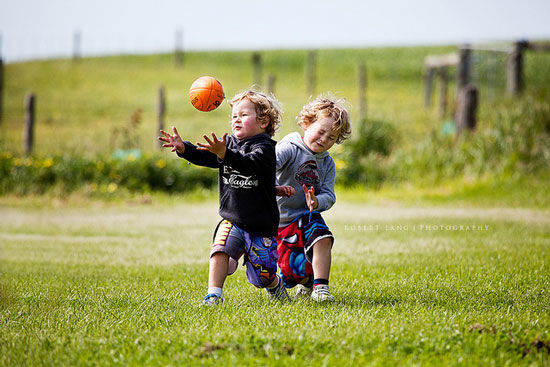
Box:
[156,159,166,169]
[334,159,347,170]
[107,182,118,193]
[42,158,54,168]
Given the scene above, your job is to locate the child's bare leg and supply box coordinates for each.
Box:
[312,238,332,280]
[208,252,229,288]
[310,237,334,301]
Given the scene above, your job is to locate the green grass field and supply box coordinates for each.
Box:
[1,45,549,365]
[1,192,549,366]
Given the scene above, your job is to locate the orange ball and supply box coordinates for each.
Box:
[189,76,225,112]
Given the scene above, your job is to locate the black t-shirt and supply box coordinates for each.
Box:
[178,133,279,237]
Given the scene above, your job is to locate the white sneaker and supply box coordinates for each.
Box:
[266,277,292,303]
[202,293,223,306]
[311,284,334,302]
[294,284,313,300]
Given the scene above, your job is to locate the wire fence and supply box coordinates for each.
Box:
[469,44,550,101]
[470,48,510,101]
[423,41,550,124]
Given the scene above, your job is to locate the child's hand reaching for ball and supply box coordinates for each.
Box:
[197,133,228,159]
[302,184,318,212]
[159,126,185,154]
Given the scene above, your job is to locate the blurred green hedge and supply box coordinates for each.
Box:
[0,152,217,195]
[335,94,550,186]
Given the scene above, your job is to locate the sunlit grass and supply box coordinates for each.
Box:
[1,45,549,365]
[1,199,549,366]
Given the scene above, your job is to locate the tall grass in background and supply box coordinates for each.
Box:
[1,93,548,195]
[0,46,548,194]
[336,93,550,187]
[400,95,550,182]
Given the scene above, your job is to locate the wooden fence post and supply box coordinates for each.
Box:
[157,86,165,148]
[306,50,317,96]
[424,67,435,107]
[438,67,448,118]
[25,93,36,156]
[357,62,367,121]
[73,30,81,61]
[507,40,528,96]
[456,85,478,135]
[0,57,4,122]
[251,52,262,87]
[0,34,3,122]
[266,73,276,95]
[175,29,183,68]
[456,45,471,92]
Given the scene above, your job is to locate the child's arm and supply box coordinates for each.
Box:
[314,160,336,211]
[158,126,220,168]
[302,184,318,212]
[302,160,336,212]
[159,126,185,154]
[197,133,228,159]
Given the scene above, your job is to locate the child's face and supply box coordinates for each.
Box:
[231,99,267,140]
[302,116,338,153]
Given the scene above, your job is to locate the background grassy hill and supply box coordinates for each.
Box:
[1,45,549,197]
[2,45,547,155]
[0,47,451,155]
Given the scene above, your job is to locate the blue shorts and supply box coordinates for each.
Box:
[211,220,278,288]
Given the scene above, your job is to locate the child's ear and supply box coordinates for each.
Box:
[260,117,270,129]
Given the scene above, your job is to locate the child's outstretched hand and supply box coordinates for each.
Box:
[302,184,318,212]
[158,126,185,154]
[276,185,295,197]
[197,133,228,159]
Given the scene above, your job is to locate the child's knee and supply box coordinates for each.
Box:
[210,251,238,275]
[210,251,229,262]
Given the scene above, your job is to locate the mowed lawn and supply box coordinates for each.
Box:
[1,199,549,366]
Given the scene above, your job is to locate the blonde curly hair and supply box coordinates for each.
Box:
[229,89,283,137]
[297,96,352,144]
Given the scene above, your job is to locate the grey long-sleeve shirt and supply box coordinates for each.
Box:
[276,132,336,227]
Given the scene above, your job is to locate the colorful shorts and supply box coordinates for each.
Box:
[211,220,278,288]
[277,212,334,288]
